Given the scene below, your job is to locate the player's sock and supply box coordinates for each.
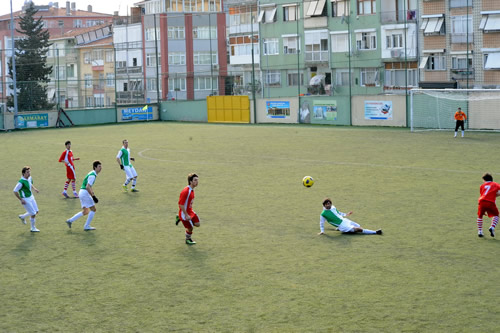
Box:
[69,211,84,222]
[362,229,376,234]
[454,132,457,137]
[21,212,30,219]
[131,179,137,189]
[63,180,69,192]
[30,217,36,229]
[492,216,499,229]
[124,178,131,186]
[71,180,76,193]
[477,218,483,234]
[461,130,464,137]
[185,230,193,239]
[84,211,95,229]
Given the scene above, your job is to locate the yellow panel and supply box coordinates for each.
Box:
[207,95,250,123]
[223,96,232,110]
[225,109,233,121]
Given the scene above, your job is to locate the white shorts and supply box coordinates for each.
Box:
[79,189,95,208]
[22,196,38,216]
[123,165,137,179]
[338,218,361,233]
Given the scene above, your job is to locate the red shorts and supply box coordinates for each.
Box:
[181,213,200,229]
[478,201,499,218]
[66,165,76,180]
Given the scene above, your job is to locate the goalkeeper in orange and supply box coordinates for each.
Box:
[454,107,467,138]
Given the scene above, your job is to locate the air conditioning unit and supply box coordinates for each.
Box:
[391,50,402,58]
[213,65,219,70]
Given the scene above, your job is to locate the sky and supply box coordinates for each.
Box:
[7,0,138,16]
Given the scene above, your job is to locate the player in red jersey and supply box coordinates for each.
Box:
[176,173,200,245]
[477,173,500,238]
[58,140,80,198]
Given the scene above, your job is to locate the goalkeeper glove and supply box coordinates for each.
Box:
[92,195,99,204]
[120,164,124,170]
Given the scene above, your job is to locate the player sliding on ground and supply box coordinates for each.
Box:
[318,198,382,236]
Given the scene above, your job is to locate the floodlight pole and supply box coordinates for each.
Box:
[10,0,19,127]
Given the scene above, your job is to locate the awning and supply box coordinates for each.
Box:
[484,15,500,31]
[47,88,56,100]
[419,56,429,69]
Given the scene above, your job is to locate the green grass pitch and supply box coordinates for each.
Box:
[1,122,500,332]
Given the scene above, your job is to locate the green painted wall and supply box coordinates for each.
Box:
[300,95,351,125]
[65,108,116,126]
[159,100,207,122]
[0,111,4,130]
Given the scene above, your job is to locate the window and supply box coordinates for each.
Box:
[145,28,161,41]
[265,70,281,86]
[283,36,300,54]
[145,0,164,14]
[420,16,445,35]
[360,68,379,86]
[67,64,75,78]
[194,77,218,90]
[332,0,350,17]
[484,53,500,70]
[331,32,349,52]
[147,78,159,91]
[56,66,66,80]
[106,73,114,87]
[168,77,186,91]
[86,96,93,107]
[386,33,403,49]
[258,5,277,23]
[451,56,472,70]
[105,50,114,63]
[420,54,446,70]
[335,69,353,86]
[168,52,186,65]
[356,31,377,50]
[283,5,298,22]
[450,0,471,8]
[230,11,255,27]
[84,74,92,88]
[92,49,103,61]
[305,0,327,17]
[116,61,126,68]
[146,53,161,67]
[385,69,417,87]
[193,52,217,65]
[358,0,375,15]
[479,14,500,33]
[305,30,329,61]
[263,38,279,55]
[451,16,473,43]
[287,71,303,86]
[58,20,64,27]
[168,26,185,39]
[193,26,217,39]
[230,36,259,56]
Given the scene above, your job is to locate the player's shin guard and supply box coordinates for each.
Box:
[63,181,70,192]
[84,211,95,229]
[124,178,131,186]
[185,230,193,239]
[477,218,483,233]
[71,180,76,192]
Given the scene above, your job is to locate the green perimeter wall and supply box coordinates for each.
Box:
[65,108,116,125]
[160,100,207,122]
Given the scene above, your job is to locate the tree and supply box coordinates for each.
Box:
[8,2,53,111]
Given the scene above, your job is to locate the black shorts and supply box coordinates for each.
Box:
[455,120,464,131]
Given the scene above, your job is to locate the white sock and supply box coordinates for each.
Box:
[132,179,137,188]
[362,229,376,234]
[124,178,131,185]
[69,211,84,222]
[21,212,30,219]
[461,131,464,137]
[84,211,95,229]
[454,132,457,137]
[30,217,36,229]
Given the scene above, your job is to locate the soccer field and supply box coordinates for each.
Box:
[1,122,500,332]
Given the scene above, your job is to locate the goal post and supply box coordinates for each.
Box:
[410,89,500,132]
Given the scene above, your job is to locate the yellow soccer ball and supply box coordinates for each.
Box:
[303,176,314,187]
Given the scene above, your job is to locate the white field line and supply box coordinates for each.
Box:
[138,148,498,175]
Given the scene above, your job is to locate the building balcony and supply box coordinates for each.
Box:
[305,51,329,63]
[451,68,475,80]
[381,9,418,24]
[93,85,105,94]
[116,91,145,103]
[451,33,474,44]
[116,66,143,75]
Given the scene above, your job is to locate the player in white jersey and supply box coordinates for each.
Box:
[116,139,139,192]
[65,160,102,231]
[13,166,41,232]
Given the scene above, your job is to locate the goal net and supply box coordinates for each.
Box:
[410,89,500,132]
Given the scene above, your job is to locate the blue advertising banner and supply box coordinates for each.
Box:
[121,105,153,121]
[266,101,290,118]
[17,113,49,128]
[364,101,393,120]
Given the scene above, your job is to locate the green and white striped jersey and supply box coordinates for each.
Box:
[81,170,97,190]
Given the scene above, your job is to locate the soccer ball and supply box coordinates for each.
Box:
[303,176,314,187]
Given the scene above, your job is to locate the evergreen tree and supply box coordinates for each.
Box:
[8,2,53,111]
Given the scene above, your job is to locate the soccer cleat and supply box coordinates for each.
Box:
[478,232,484,238]
[489,227,495,237]
[84,227,96,231]
[73,192,79,198]
[62,192,69,198]
[185,238,196,245]
[66,219,72,229]
[376,229,383,235]
[30,228,40,232]
[175,215,181,226]
[131,188,139,192]
[18,215,27,225]
[122,185,128,192]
